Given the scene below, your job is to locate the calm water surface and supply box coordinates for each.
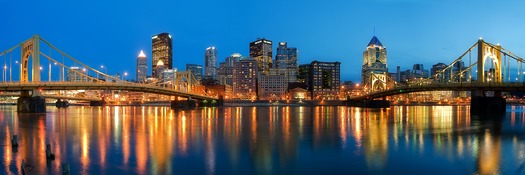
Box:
[1,105,525,174]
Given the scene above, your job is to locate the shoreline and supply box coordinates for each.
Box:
[1,100,524,107]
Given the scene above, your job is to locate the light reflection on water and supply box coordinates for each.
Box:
[0,105,524,174]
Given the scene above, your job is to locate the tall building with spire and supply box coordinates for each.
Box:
[362,36,388,92]
[204,46,218,79]
[250,38,272,75]
[152,33,172,79]
[136,50,147,83]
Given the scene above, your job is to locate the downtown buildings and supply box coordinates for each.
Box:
[204,47,218,79]
[250,38,273,75]
[152,33,173,80]
[186,64,203,82]
[137,34,343,100]
[136,50,147,83]
[275,42,299,83]
[218,53,241,86]
[232,57,258,99]
[66,67,87,82]
[362,36,388,92]
[297,61,341,99]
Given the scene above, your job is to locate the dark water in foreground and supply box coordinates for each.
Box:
[1,105,525,174]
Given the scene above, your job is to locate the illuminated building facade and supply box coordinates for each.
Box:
[136,50,147,83]
[249,38,272,75]
[258,69,288,100]
[297,64,311,84]
[232,57,258,99]
[218,53,241,86]
[362,36,388,92]
[152,33,172,79]
[162,68,177,86]
[204,46,218,79]
[186,64,203,82]
[310,61,341,99]
[66,66,87,82]
[275,42,298,83]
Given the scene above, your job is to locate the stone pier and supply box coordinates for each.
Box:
[470,96,506,114]
[55,99,69,108]
[17,90,46,113]
[171,99,196,109]
[347,100,390,108]
[198,96,224,107]
[90,100,105,106]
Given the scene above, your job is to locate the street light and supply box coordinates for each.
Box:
[123,72,128,82]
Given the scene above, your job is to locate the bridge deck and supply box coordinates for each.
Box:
[352,82,525,100]
[0,82,217,101]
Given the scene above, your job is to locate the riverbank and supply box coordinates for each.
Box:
[2,100,524,107]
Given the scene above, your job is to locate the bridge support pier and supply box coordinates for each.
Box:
[199,96,224,107]
[55,99,69,108]
[17,90,46,113]
[90,100,105,106]
[171,98,196,109]
[470,96,506,114]
[347,99,390,108]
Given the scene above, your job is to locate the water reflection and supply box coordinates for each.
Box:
[0,105,524,174]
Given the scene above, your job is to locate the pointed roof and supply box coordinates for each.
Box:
[156,60,164,66]
[367,36,383,47]
[138,50,146,58]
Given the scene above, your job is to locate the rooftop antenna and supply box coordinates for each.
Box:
[374,27,376,36]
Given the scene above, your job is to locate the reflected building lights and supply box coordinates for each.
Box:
[353,108,362,149]
[0,105,523,174]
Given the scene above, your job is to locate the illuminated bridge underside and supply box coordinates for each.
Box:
[0,93,100,101]
[352,83,525,100]
[0,82,217,101]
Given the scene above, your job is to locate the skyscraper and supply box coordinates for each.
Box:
[250,38,272,75]
[155,60,166,81]
[204,46,218,79]
[186,64,203,82]
[152,33,172,79]
[275,42,298,83]
[66,67,87,82]
[136,50,147,83]
[310,61,341,99]
[233,57,258,99]
[362,36,388,92]
[218,53,241,86]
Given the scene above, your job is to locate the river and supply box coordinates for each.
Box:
[1,105,524,174]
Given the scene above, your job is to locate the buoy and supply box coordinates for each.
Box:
[46,144,55,160]
[11,135,18,146]
[21,159,26,175]
[62,163,70,175]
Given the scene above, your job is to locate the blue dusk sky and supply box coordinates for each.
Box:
[1,0,525,82]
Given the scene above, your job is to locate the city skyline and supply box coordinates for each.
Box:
[1,0,525,82]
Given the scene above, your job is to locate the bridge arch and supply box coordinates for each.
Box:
[477,40,502,83]
[372,78,385,91]
[174,71,198,92]
[370,73,387,92]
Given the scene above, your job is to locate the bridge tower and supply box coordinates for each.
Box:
[472,39,505,114]
[21,35,41,82]
[477,39,502,83]
[17,35,46,113]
